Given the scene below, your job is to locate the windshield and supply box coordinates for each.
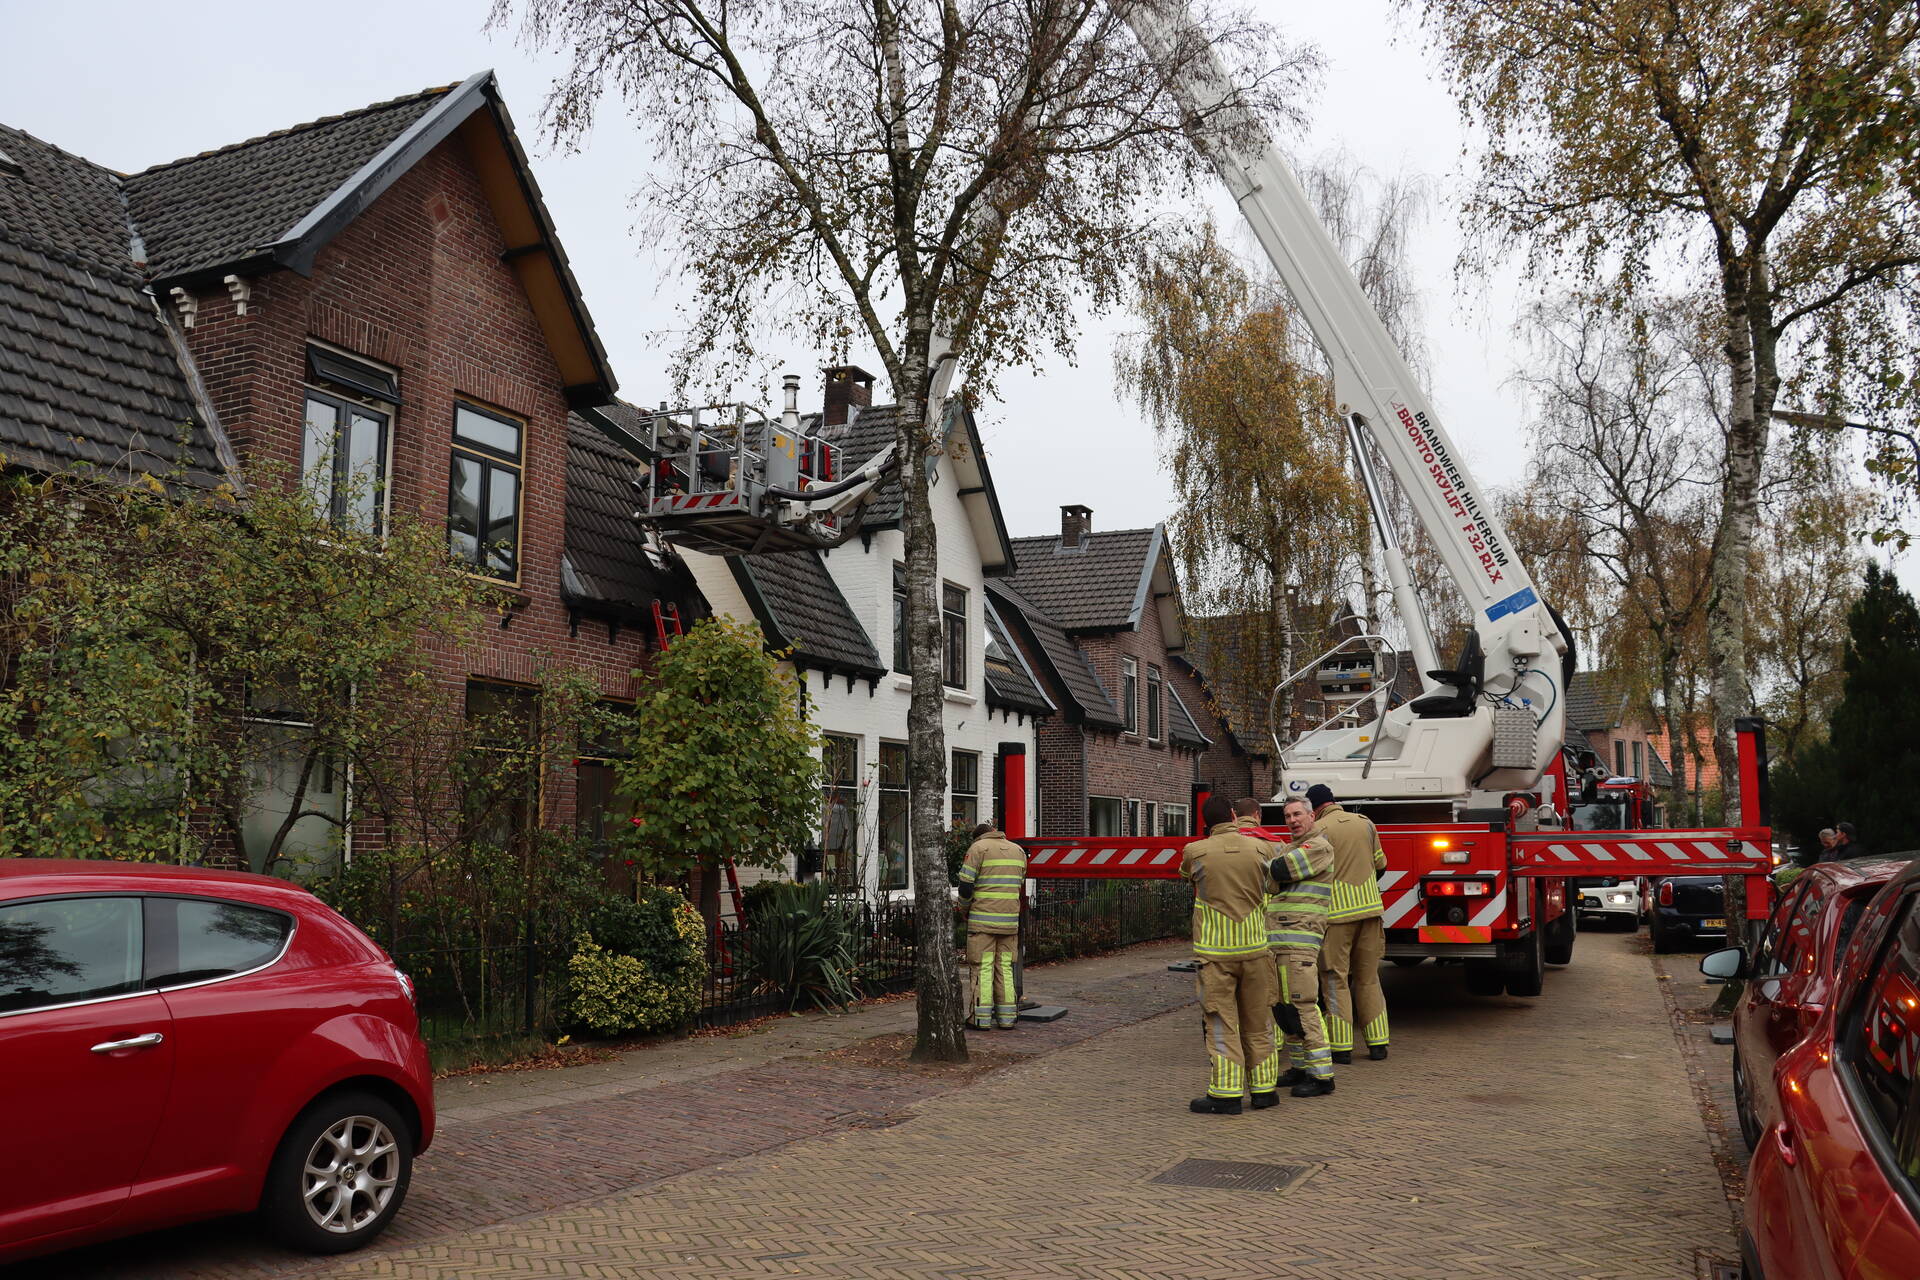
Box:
[1570,799,1625,831]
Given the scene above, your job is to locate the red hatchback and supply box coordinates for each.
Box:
[1720,856,1920,1279]
[1711,859,1907,1151]
[0,860,434,1264]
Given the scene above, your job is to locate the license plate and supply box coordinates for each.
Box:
[1703,917,1726,930]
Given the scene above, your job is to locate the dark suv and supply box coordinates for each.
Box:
[1648,875,1728,953]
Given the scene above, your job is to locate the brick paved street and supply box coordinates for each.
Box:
[33,933,1739,1280]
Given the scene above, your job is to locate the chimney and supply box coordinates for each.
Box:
[822,365,876,428]
[1061,504,1092,548]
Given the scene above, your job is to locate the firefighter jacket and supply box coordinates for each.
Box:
[1265,832,1335,952]
[1180,823,1272,961]
[955,830,1026,935]
[1319,803,1388,922]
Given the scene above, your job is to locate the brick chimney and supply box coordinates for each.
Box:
[1061,504,1092,548]
[822,365,876,428]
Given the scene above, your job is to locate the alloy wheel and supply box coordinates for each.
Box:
[301,1114,402,1234]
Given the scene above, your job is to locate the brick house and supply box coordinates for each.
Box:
[1564,671,1676,789]
[676,368,1044,896]
[988,506,1238,839]
[0,75,701,868]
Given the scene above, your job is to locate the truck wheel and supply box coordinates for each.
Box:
[1390,956,1425,967]
[1464,959,1505,996]
[1504,927,1546,997]
[1543,905,1576,967]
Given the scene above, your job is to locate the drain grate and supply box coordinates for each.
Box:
[1149,1158,1318,1193]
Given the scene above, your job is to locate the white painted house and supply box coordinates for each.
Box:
[679,367,1050,896]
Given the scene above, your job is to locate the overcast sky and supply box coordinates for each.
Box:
[8,0,1892,580]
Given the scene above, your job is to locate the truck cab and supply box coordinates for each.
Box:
[1568,768,1659,931]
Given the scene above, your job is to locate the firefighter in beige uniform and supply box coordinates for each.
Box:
[1267,796,1338,1094]
[955,824,1024,1030]
[1181,796,1279,1114]
[1309,783,1390,1061]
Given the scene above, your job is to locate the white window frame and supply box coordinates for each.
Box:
[1121,657,1139,735]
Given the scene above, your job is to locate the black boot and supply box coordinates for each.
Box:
[1250,1090,1281,1109]
[1368,1044,1389,1061]
[1276,1068,1308,1088]
[1290,1075,1336,1098]
[1331,1050,1353,1065]
[1190,1095,1244,1115]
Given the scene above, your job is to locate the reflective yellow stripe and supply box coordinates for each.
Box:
[1328,880,1384,921]
[1194,903,1268,958]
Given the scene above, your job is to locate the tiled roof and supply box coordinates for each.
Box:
[1178,619,1270,753]
[830,404,903,524]
[984,597,1054,717]
[1167,684,1211,749]
[124,87,448,282]
[1003,525,1159,631]
[562,419,701,618]
[730,551,884,679]
[986,581,1122,728]
[1648,746,1676,788]
[0,124,229,488]
[1567,670,1628,731]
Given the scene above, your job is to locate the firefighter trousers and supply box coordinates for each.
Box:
[966,932,1018,1029]
[1273,947,1333,1080]
[1320,917,1388,1052]
[1195,956,1278,1098]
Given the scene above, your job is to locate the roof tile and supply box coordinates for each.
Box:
[1003,526,1156,631]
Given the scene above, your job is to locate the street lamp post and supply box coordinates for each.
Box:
[1772,408,1920,477]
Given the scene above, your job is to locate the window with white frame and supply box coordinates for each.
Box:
[879,742,909,889]
[821,734,860,887]
[942,584,968,689]
[1126,797,1140,837]
[892,564,909,673]
[1160,803,1189,837]
[1090,795,1123,836]
[1121,657,1138,734]
[241,677,347,876]
[1146,664,1163,741]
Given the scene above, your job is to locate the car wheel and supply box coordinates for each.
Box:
[1543,907,1576,967]
[262,1091,413,1254]
[1651,921,1679,954]
[1732,1048,1761,1152]
[1464,958,1505,996]
[1505,926,1546,997]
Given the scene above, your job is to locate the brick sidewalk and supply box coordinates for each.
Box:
[302,929,1734,1280]
[30,943,1196,1279]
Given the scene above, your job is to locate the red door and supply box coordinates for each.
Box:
[0,897,173,1247]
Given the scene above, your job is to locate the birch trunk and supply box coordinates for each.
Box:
[896,329,969,1064]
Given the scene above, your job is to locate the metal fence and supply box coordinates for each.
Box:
[388,879,1190,1050]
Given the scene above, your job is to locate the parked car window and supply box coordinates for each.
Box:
[1833,896,1872,975]
[1755,880,1811,978]
[1843,893,1920,1190]
[1775,879,1828,978]
[144,898,293,988]
[0,897,143,1014]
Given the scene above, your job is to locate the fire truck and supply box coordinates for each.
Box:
[592,0,1777,998]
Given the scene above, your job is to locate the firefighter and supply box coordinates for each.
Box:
[1268,796,1337,1095]
[1231,796,1264,832]
[955,821,1025,1030]
[1308,782,1390,1063]
[1181,795,1280,1114]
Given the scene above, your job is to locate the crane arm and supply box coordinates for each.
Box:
[1118,0,1554,661]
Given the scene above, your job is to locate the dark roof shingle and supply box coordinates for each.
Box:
[1567,671,1628,732]
[0,125,228,488]
[124,88,447,282]
[731,551,884,678]
[562,420,701,616]
[984,597,1054,717]
[1167,684,1211,749]
[1003,526,1158,631]
[986,581,1121,728]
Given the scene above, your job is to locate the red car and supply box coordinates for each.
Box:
[1717,856,1920,1279]
[1711,858,1905,1150]
[0,860,434,1264]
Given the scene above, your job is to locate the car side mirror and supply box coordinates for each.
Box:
[1699,947,1747,981]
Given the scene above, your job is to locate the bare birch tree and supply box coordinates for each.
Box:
[1411,0,1920,820]
[496,0,1310,1060]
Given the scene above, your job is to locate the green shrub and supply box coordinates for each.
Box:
[564,888,706,1035]
[744,879,858,1011]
